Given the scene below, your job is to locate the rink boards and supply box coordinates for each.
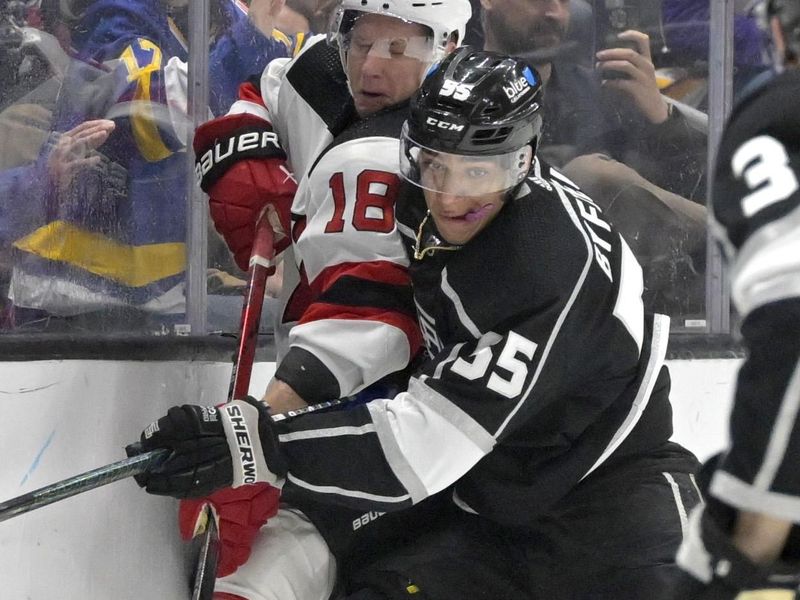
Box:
[0,358,734,599]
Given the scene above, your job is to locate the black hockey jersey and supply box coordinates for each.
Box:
[707,70,800,521]
[274,155,676,525]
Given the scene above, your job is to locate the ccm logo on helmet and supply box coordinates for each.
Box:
[503,77,531,103]
[195,131,282,183]
[224,404,258,484]
[426,117,465,131]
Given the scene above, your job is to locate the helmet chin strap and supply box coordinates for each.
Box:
[413,210,462,260]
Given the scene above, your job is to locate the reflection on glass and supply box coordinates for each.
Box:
[0,1,754,336]
[0,0,300,335]
[0,2,190,334]
[477,0,710,326]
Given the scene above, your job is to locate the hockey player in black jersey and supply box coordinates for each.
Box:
[175,0,472,596]
[671,2,800,599]
[131,48,700,599]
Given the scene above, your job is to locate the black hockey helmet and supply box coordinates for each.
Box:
[407,47,542,155]
[400,47,542,197]
[768,0,800,62]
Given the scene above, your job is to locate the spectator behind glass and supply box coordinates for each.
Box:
[480,0,708,319]
[662,0,773,103]
[0,117,116,327]
[273,0,339,34]
[0,0,299,333]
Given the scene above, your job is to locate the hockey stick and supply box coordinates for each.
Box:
[0,447,169,523]
[0,398,352,525]
[228,213,276,402]
[192,213,275,600]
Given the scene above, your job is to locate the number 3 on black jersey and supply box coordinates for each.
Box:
[732,135,799,217]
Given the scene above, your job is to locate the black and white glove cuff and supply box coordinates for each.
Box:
[221,397,284,488]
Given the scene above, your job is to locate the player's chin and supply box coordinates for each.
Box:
[354,93,392,116]
[435,217,483,245]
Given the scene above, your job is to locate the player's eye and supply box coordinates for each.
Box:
[424,160,446,172]
[388,38,408,57]
[466,167,489,178]
[348,36,372,54]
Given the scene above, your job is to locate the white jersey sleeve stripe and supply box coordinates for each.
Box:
[494,182,594,438]
[613,235,645,355]
[368,377,496,502]
[710,469,800,523]
[278,423,377,442]
[286,473,411,504]
[753,356,800,491]
[548,164,582,190]
[731,203,800,317]
[581,313,670,480]
[452,489,480,514]
[367,398,429,504]
[441,267,482,339]
[662,471,689,537]
[676,506,715,584]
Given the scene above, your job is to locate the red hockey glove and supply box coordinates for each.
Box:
[179,483,280,577]
[194,113,296,271]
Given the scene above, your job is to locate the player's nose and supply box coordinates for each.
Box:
[436,191,467,210]
[361,50,390,75]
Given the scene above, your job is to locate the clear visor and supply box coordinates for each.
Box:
[329,9,440,63]
[342,31,435,62]
[399,128,531,197]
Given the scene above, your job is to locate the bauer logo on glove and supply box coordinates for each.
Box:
[193,113,297,271]
[194,129,285,189]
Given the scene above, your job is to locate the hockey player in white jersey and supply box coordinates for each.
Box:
[131,48,702,599]
[158,0,471,598]
[672,2,800,598]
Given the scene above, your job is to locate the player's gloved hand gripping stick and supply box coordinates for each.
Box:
[0,215,278,600]
[177,213,278,600]
[0,398,347,523]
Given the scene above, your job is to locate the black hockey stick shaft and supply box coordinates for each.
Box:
[270,396,350,422]
[0,447,169,523]
[193,214,275,600]
[0,398,349,526]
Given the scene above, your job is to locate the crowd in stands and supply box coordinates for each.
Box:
[0,0,768,333]
[0,0,298,332]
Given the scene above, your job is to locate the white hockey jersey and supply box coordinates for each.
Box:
[227,36,422,403]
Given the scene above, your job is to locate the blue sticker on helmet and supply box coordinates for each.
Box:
[425,62,441,79]
[523,67,537,85]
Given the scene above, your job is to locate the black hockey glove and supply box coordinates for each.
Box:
[126,397,287,499]
[673,500,800,600]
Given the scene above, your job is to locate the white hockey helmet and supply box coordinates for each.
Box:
[328,0,472,61]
